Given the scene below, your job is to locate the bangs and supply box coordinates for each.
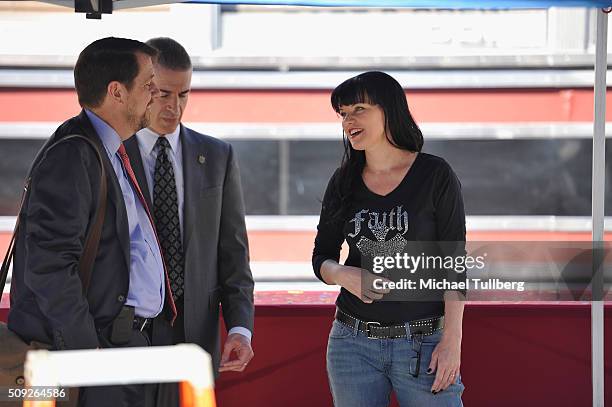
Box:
[330,76,378,113]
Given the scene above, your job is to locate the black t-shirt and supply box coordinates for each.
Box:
[312,152,466,324]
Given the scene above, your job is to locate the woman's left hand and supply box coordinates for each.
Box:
[427,334,461,394]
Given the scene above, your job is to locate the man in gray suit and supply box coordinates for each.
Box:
[124,38,254,403]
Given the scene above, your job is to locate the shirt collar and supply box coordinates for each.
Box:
[136,125,181,157]
[84,109,122,155]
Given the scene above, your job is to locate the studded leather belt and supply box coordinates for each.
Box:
[335,308,444,339]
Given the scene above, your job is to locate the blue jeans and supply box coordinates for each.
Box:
[326,319,464,407]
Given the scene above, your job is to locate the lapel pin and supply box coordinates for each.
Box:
[198,154,206,164]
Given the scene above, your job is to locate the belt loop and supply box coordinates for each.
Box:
[352,314,361,338]
[351,314,359,337]
[404,321,412,339]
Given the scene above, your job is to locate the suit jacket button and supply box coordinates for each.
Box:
[117,295,125,302]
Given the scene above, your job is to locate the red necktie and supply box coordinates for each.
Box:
[117,143,177,324]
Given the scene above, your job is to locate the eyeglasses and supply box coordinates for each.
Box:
[409,332,424,377]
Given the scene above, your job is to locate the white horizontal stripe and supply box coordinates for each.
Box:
[0,69,610,89]
[249,215,612,232]
[1,262,327,293]
[0,217,15,231]
[251,261,315,281]
[3,216,611,233]
[1,122,612,140]
[467,216,602,232]
[246,216,319,231]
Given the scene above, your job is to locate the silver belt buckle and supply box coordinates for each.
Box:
[364,321,381,339]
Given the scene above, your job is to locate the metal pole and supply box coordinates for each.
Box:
[210,4,222,50]
[591,8,607,407]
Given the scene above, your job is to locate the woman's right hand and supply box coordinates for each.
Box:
[322,261,391,303]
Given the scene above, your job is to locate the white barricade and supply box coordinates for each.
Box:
[22,344,216,407]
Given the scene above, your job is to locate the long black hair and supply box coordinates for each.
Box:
[327,71,424,221]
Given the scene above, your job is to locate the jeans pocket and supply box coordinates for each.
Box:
[329,320,354,339]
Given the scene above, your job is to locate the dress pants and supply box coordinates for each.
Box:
[151,299,185,407]
[77,328,156,407]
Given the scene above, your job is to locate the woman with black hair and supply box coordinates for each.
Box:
[312,71,465,407]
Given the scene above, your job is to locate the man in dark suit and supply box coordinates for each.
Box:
[124,37,254,404]
[8,37,173,407]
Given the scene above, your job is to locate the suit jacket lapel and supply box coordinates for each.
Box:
[74,111,130,271]
[181,125,206,252]
[124,137,153,211]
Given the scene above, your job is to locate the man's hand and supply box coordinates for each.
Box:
[219,333,254,373]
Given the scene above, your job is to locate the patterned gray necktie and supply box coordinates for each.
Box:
[153,137,184,302]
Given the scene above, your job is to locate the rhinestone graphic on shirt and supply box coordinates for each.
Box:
[348,206,409,257]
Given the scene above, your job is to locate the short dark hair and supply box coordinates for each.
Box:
[74,37,157,108]
[146,37,192,71]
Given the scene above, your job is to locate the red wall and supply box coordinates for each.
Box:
[216,302,612,407]
[3,296,609,407]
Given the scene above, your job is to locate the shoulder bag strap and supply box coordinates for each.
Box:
[0,134,108,296]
